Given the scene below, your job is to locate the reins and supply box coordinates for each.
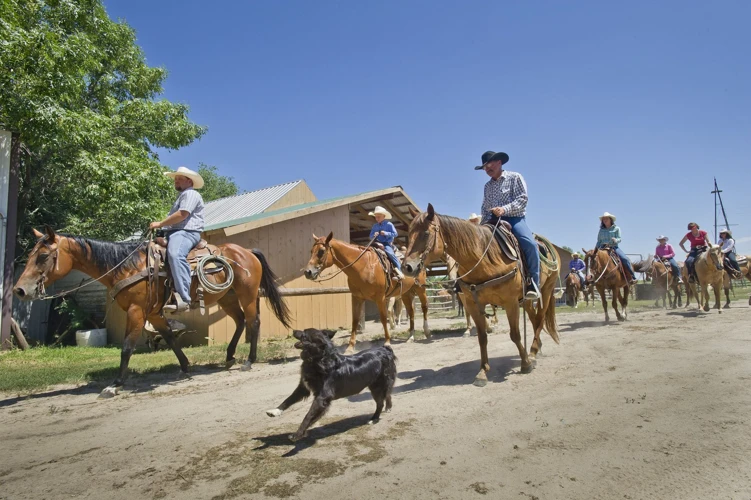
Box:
[312,234,379,282]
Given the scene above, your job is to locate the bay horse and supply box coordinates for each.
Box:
[648,259,683,309]
[583,246,630,322]
[403,205,560,387]
[564,272,593,308]
[303,232,430,353]
[13,227,292,398]
[682,245,724,313]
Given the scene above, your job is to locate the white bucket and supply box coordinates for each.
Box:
[75,328,108,347]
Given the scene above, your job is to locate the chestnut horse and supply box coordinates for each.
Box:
[564,272,593,308]
[583,247,630,322]
[682,245,725,313]
[403,205,560,387]
[13,227,291,398]
[649,259,683,309]
[303,232,430,353]
[447,255,498,337]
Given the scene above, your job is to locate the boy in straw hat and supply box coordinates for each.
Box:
[654,235,683,284]
[568,252,587,287]
[149,166,206,312]
[468,213,481,225]
[717,229,742,276]
[368,206,403,280]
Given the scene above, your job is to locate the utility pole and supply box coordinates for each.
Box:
[711,178,738,243]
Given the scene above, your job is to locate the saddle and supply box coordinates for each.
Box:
[737,255,748,266]
[370,244,401,291]
[723,256,743,279]
[151,237,220,271]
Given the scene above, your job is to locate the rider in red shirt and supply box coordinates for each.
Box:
[678,222,713,282]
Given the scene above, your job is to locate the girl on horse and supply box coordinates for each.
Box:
[369,206,404,280]
[718,229,742,277]
[595,212,637,284]
[655,235,683,284]
[679,222,713,283]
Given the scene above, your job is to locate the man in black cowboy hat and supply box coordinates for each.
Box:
[475,150,540,300]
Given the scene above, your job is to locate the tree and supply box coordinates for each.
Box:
[561,246,575,254]
[197,163,240,202]
[0,0,206,251]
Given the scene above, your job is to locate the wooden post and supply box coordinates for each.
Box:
[10,318,28,350]
[1,132,20,351]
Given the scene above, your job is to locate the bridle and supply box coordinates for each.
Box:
[310,234,378,282]
[28,239,61,298]
[587,249,614,284]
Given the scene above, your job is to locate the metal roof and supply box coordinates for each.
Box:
[203,180,302,228]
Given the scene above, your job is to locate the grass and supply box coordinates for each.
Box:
[0,338,295,394]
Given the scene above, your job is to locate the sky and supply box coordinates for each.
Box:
[104,0,751,257]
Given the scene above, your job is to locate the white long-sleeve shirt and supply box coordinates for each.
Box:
[718,237,735,254]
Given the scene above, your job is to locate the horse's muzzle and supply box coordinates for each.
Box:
[403,260,422,277]
[13,285,35,301]
[303,268,319,280]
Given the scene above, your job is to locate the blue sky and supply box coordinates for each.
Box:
[105,1,751,256]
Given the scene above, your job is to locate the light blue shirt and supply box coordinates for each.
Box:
[165,188,205,232]
[596,225,622,249]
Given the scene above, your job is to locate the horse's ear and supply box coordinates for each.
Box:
[325,232,333,245]
[408,206,420,218]
[581,248,587,255]
[44,225,56,241]
[312,233,318,241]
[32,228,44,239]
[426,203,435,221]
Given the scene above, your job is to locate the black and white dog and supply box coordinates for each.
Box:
[266,328,397,442]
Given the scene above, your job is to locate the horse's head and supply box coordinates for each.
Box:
[303,232,334,280]
[14,227,74,300]
[707,244,723,269]
[403,204,444,277]
[582,248,598,280]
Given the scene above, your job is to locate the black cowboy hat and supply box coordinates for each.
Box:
[474,151,510,170]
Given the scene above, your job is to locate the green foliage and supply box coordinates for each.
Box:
[561,245,575,253]
[51,297,98,345]
[0,0,206,250]
[198,163,240,202]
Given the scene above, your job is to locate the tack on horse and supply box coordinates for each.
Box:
[14,227,292,398]
[303,232,430,353]
[583,246,630,322]
[564,271,593,308]
[682,245,725,313]
[403,205,560,387]
[446,255,499,337]
[637,258,682,309]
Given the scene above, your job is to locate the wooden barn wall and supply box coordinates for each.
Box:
[265,182,316,213]
[107,206,352,346]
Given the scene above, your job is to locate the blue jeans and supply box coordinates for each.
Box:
[383,244,402,271]
[725,251,741,273]
[166,230,201,303]
[609,246,635,280]
[685,247,702,277]
[664,257,681,278]
[491,215,540,288]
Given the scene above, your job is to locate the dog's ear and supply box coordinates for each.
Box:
[292,330,304,340]
[321,329,337,340]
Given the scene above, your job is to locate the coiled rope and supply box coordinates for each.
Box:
[196,254,234,293]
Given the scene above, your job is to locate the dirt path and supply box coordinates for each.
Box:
[2,305,751,500]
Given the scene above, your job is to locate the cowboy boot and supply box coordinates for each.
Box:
[163,295,189,313]
[393,267,404,281]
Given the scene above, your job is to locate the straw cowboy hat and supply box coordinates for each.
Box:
[719,229,733,237]
[656,235,669,242]
[572,252,581,258]
[598,212,616,223]
[368,206,392,220]
[468,213,481,221]
[164,166,204,189]
[474,150,510,170]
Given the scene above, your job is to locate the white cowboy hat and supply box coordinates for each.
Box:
[468,213,481,221]
[368,206,392,220]
[572,252,580,258]
[598,212,616,223]
[656,235,669,241]
[164,166,204,189]
[719,229,732,237]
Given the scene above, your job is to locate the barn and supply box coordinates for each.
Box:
[106,180,421,345]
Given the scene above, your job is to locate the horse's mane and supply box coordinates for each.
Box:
[60,235,147,272]
[429,213,506,266]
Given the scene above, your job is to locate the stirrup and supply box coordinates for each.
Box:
[524,280,541,301]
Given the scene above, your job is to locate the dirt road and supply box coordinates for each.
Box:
[2,305,750,500]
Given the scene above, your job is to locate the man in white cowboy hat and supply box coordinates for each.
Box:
[476,150,541,300]
[594,212,637,284]
[717,229,742,276]
[368,206,403,280]
[568,252,587,287]
[468,213,481,225]
[654,235,683,284]
[149,166,206,312]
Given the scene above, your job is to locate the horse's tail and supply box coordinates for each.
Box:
[543,288,560,344]
[251,249,293,329]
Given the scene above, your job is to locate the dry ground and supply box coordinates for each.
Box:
[2,303,751,500]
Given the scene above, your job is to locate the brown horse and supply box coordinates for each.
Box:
[303,232,430,353]
[446,255,498,337]
[721,256,751,307]
[564,272,593,308]
[649,259,683,309]
[402,205,560,386]
[13,227,291,398]
[583,247,630,321]
[682,245,724,313]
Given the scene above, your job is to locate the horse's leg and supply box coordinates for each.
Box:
[466,300,491,386]
[506,301,533,374]
[715,279,724,313]
[461,294,473,337]
[723,282,731,309]
[597,285,610,322]
[417,285,430,339]
[526,302,545,360]
[401,293,416,343]
[376,298,391,346]
[613,286,624,321]
[100,305,146,399]
[621,286,629,320]
[234,289,261,369]
[147,314,190,373]
[218,293,246,369]
[347,296,364,354]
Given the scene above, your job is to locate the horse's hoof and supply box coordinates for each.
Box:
[367,418,379,425]
[98,386,119,399]
[177,371,191,380]
[723,304,730,309]
[703,305,710,312]
[462,331,471,339]
[225,358,236,370]
[618,317,625,322]
[240,360,253,372]
[344,347,355,355]
[521,363,534,374]
[266,408,283,417]
[405,336,414,343]
[473,378,487,387]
